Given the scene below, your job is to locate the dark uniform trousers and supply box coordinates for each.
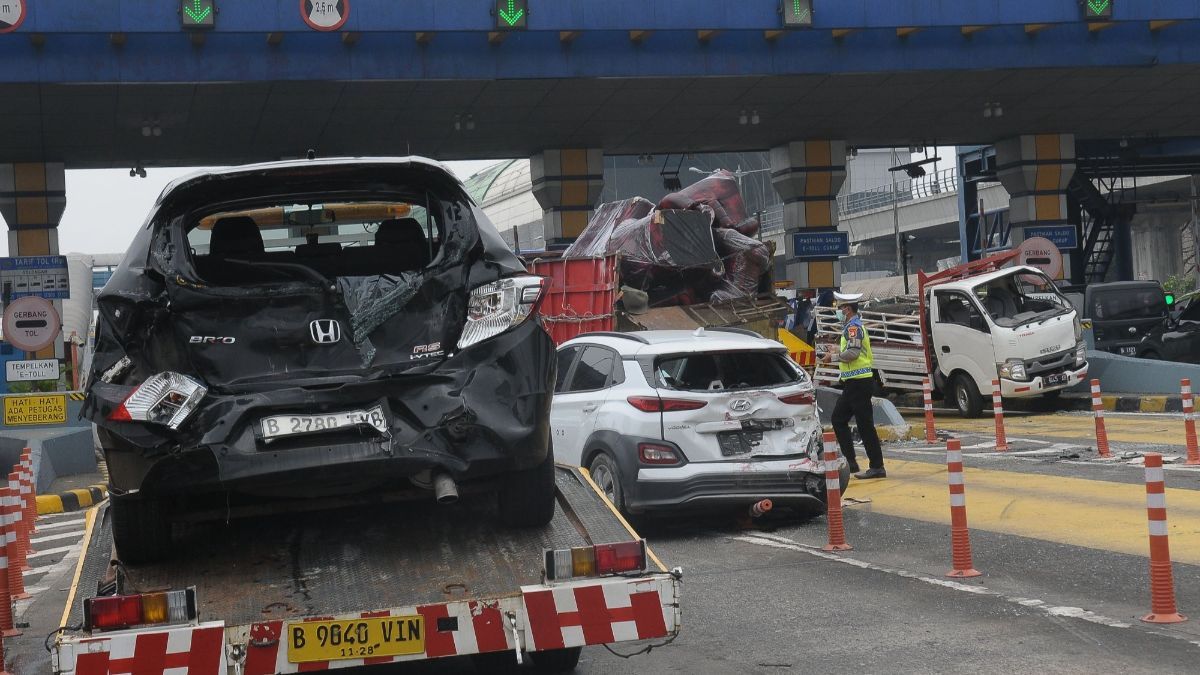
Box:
[831,377,884,470]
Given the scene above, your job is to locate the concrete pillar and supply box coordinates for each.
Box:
[770,140,847,290]
[0,162,67,364]
[995,135,1077,277]
[1130,211,1185,282]
[529,149,604,246]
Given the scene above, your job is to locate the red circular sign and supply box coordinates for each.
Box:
[3,296,61,353]
[0,1,26,34]
[1014,236,1064,281]
[301,0,349,32]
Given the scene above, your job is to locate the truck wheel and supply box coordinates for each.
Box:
[110,495,172,564]
[531,646,583,672]
[498,450,556,528]
[952,374,984,418]
[588,453,626,514]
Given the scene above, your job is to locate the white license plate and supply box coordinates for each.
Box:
[1044,372,1069,386]
[260,405,388,441]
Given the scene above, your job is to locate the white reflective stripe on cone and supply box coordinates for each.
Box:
[825,479,841,492]
[1148,520,1169,537]
[1146,467,1165,483]
[950,493,966,507]
[1147,492,1167,509]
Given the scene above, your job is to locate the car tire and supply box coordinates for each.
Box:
[588,453,626,514]
[110,495,172,565]
[952,373,984,418]
[498,450,556,528]
[530,647,584,673]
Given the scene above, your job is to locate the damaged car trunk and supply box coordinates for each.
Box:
[85,158,558,563]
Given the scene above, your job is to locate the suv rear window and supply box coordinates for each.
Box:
[656,351,802,391]
[185,200,445,285]
[1091,287,1167,321]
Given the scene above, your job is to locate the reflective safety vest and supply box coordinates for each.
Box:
[839,316,874,381]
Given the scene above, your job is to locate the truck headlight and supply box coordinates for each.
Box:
[998,359,1028,382]
[1075,343,1086,367]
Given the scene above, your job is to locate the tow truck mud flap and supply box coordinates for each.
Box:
[54,622,228,675]
[521,575,680,651]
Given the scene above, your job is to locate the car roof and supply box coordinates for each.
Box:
[561,329,786,356]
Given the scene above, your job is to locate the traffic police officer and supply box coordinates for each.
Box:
[819,291,886,479]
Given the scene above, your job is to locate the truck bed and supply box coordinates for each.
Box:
[68,466,642,629]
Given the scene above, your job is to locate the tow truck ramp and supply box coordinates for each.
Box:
[53,466,681,674]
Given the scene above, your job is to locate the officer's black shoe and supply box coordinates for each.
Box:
[846,460,861,474]
[855,468,887,480]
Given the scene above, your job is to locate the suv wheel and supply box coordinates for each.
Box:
[110,495,172,564]
[588,453,626,514]
[952,374,984,418]
[498,450,556,528]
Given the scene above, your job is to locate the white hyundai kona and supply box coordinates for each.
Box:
[551,328,849,517]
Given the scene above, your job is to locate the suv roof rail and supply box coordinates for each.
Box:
[572,331,651,344]
[705,327,764,339]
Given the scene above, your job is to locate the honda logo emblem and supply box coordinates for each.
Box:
[309,319,342,344]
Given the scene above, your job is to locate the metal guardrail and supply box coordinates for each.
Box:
[759,168,961,236]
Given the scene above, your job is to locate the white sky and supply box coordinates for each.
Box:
[0,160,501,257]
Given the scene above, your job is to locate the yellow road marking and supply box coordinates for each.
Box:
[848,459,1200,565]
[59,506,98,628]
[913,413,1190,447]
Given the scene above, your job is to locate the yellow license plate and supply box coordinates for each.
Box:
[286,616,424,663]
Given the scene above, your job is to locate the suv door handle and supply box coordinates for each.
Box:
[941,346,950,353]
[582,404,598,413]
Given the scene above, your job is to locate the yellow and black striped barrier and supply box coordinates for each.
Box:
[36,484,108,514]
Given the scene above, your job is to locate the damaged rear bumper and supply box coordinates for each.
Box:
[91,322,555,497]
[628,458,850,514]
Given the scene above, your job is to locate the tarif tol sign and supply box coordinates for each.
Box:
[0,1,25,34]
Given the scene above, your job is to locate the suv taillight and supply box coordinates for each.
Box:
[638,443,680,464]
[545,540,647,581]
[626,396,707,412]
[777,391,815,405]
[84,588,197,632]
[107,372,207,430]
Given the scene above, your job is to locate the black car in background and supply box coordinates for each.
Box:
[84,158,557,562]
[1083,281,1169,356]
[1138,290,1200,363]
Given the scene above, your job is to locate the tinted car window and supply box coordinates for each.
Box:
[566,346,614,392]
[554,346,580,393]
[1179,300,1200,323]
[1092,288,1167,320]
[656,351,801,391]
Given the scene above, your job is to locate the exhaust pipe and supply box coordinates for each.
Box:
[433,473,459,505]
[749,498,773,518]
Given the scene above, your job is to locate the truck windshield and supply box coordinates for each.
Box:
[972,270,1071,328]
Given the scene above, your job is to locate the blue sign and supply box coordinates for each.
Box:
[792,231,850,259]
[0,256,71,300]
[1023,226,1077,251]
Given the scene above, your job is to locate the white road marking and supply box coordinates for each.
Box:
[25,544,77,561]
[32,518,85,531]
[31,531,85,545]
[730,532,1200,648]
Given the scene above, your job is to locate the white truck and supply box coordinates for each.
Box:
[51,466,680,674]
[814,252,1089,417]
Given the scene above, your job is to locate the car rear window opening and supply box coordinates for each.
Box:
[656,351,801,391]
[185,200,444,285]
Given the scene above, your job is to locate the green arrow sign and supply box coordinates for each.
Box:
[782,0,813,28]
[496,0,527,30]
[181,0,215,29]
[1085,0,1113,19]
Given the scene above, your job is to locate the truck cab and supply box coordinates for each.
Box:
[927,266,1088,416]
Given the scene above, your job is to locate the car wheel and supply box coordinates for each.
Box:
[952,374,984,418]
[110,495,172,564]
[498,450,556,528]
[530,647,583,673]
[588,453,626,514]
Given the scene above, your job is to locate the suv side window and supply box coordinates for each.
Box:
[1180,300,1200,324]
[566,346,616,392]
[554,346,581,393]
[936,291,986,331]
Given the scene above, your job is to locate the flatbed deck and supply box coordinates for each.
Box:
[67,466,653,629]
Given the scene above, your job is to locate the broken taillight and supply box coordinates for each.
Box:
[544,540,647,581]
[457,275,546,349]
[777,391,815,405]
[107,372,207,430]
[626,396,707,413]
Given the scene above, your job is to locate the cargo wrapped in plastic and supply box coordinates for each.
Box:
[562,197,654,258]
[714,227,770,296]
[658,170,760,238]
[614,209,724,305]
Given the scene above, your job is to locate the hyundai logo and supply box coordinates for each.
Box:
[729,398,753,413]
[309,319,342,344]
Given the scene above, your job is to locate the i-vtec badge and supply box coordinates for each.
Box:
[189,336,236,344]
[309,319,342,345]
[412,342,444,360]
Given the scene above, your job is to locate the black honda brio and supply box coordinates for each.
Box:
[84,158,556,562]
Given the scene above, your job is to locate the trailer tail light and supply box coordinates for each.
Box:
[626,396,707,413]
[777,391,815,405]
[544,540,647,581]
[107,372,207,430]
[84,588,198,632]
[638,443,680,465]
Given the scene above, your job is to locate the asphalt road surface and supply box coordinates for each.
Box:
[16,410,1200,674]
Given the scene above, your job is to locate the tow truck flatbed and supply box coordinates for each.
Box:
[55,466,680,674]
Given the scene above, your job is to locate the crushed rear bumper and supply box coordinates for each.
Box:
[628,457,850,514]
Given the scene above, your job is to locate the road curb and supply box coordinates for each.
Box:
[36,484,108,515]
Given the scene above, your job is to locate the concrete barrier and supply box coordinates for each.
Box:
[0,428,95,493]
[817,385,913,441]
[1068,351,1200,396]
